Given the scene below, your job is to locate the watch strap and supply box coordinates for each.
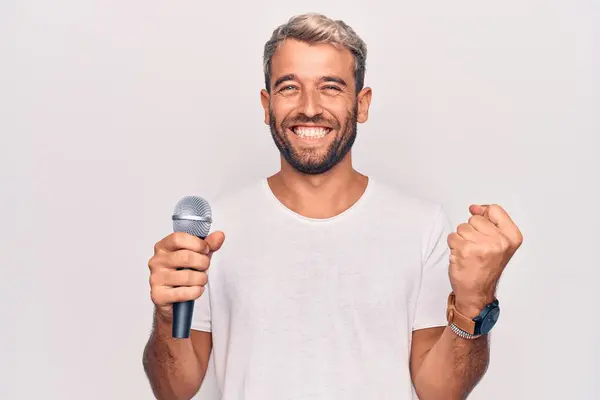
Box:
[446,292,477,335]
[449,323,482,340]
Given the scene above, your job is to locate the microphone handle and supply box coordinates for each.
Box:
[172,298,194,338]
[172,234,206,339]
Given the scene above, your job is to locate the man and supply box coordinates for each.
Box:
[143,13,523,400]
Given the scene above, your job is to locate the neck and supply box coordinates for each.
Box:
[267,152,369,219]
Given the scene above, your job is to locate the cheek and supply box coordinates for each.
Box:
[270,102,296,125]
[324,98,354,122]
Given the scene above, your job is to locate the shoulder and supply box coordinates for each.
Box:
[366,176,453,261]
[366,176,446,226]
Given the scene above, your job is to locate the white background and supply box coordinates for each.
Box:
[1,0,598,399]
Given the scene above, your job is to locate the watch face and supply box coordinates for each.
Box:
[480,306,500,334]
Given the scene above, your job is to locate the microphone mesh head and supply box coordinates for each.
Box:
[172,195,212,238]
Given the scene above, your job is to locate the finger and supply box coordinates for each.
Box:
[485,204,514,228]
[151,286,205,306]
[456,223,482,242]
[482,205,523,245]
[469,204,489,217]
[468,215,498,236]
[449,253,460,266]
[447,232,466,250]
[205,231,226,253]
[165,249,210,271]
[470,204,515,229]
[156,232,210,254]
[161,269,208,287]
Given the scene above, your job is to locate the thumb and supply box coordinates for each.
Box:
[205,231,225,253]
[469,204,489,216]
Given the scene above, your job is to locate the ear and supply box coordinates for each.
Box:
[260,89,271,125]
[356,87,372,124]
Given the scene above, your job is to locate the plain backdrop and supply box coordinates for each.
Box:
[1,0,598,399]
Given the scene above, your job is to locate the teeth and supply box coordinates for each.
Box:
[293,127,330,138]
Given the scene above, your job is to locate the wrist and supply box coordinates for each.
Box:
[155,306,174,325]
[447,291,501,338]
[454,294,496,318]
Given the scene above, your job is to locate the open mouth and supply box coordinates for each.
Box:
[290,125,333,140]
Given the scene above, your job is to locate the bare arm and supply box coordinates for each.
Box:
[143,230,225,400]
[142,311,213,400]
[411,326,489,400]
[410,204,522,399]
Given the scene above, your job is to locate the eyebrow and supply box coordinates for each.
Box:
[273,74,348,89]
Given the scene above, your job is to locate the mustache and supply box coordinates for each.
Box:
[281,113,341,130]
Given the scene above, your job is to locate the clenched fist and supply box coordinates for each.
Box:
[447,204,523,317]
[148,230,225,319]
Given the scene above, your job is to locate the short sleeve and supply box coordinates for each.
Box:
[191,281,212,332]
[412,206,453,331]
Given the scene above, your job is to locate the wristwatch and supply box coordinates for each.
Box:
[446,292,500,339]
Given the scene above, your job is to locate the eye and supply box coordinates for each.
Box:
[322,85,342,93]
[279,85,297,92]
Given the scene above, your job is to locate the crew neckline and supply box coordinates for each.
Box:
[261,176,374,223]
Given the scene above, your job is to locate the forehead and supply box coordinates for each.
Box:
[270,39,355,82]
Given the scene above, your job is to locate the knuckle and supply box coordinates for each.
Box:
[481,241,497,254]
[171,232,184,248]
[510,228,524,246]
[148,255,162,271]
[496,235,510,250]
[462,242,476,256]
[149,273,160,287]
[479,246,492,258]
[448,233,461,248]
[515,230,524,245]
[150,288,162,305]
[156,269,170,285]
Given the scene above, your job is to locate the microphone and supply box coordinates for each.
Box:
[171,195,213,339]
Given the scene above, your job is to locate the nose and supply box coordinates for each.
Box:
[298,88,323,117]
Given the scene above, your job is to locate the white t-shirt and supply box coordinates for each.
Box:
[192,177,453,399]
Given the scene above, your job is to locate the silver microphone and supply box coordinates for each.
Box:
[171,195,212,338]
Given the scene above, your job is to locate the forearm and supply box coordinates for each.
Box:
[413,327,489,400]
[142,311,204,400]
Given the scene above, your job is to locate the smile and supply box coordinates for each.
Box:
[291,125,332,140]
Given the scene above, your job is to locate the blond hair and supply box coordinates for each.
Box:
[263,13,367,93]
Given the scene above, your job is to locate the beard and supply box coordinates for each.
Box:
[269,104,358,175]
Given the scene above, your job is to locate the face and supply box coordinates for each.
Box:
[261,39,372,175]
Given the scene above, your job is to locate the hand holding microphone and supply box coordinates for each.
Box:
[148,196,225,338]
